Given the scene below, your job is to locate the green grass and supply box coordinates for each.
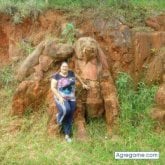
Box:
[116,72,158,127]
[0,0,46,24]
[0,0,164,25]
[0,65,16,87]
[0,70,165,164]
[0,0,164,10]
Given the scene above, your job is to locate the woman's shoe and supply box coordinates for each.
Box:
[65,135,72,143]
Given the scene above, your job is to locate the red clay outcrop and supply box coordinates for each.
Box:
[146,14,165,31]
[150,83,165,130]
[0,10,164,135]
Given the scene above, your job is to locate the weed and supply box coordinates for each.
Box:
[0,65,15,87]
[18,40,35,55]
[0,0,164,25]
[0,0,45,24]
[61,23,76,44]
[116,72,158,128]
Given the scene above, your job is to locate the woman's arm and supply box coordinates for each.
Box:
[75,73,90,90]
[51,79,64,104]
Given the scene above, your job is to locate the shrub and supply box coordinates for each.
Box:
[116,72,158,127]
[0,0,46,24]
[61,23,76,44]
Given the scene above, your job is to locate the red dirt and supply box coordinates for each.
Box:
[0,15,9,66]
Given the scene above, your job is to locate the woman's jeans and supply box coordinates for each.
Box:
[55,99,76,136]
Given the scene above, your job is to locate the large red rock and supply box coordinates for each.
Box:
[33,55,53,80]
[150,107,165,122]
[7,10,165,138]
[145,48,165,84]
[133,31,165,82]
[11,80,48,116]
[74,37,119,137]
[150,83,165,130]
[155,84,165,108]
[146,14,165,31]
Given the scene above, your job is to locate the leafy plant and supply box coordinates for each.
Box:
[116,72,158,127]
[61,23,76,44]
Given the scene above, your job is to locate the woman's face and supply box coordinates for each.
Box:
[60,63,69,74]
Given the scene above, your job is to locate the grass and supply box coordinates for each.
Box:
[0,0,164,25]
[0,69,165,165]
[0,0,46,24]
[0,65,16,87]
[17,41,35,55]
[116,72,158,127]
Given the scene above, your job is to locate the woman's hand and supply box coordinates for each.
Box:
[75,73,90,90]
[82,83,90,90]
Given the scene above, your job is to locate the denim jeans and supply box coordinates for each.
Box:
[55,99,76,136]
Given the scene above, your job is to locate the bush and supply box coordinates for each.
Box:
[116,72,158,127]
[0,0,46,24]
[61,23,76,44]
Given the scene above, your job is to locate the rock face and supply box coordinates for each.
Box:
[46,37,119,138]
[146,14,165,31]
[150,83,165,130]
[145,48,165,84]
[88,14,165,84]
[11,40,74,120]
[74,37,119,138]
[11,37,119,138]
[0,10,164,135]
[11,80,48,116]
[133,32,165,83]
[92,18,133,78]
[16,41,73,81]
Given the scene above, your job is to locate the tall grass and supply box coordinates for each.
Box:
[0,65,15,87]
[0,0,164,24]
[116,72,158,136]
[0,0,164,10]
[131,0,165,10]
[0,69,164,164]
[0,0,46,23]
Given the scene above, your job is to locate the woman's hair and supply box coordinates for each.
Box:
[61,61,68,66]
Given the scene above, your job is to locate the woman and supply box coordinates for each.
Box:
[51,61,89,142]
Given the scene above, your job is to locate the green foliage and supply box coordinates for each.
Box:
[0,74,165,165]
[116,72,158,127]
[18,41,35,55]
[0,0,164,26]
[61,23,76,44]
[0,0,46,24]
[48,0,100,8]
[86,118,107,138]
[0,65,15,87]
[109,0,133,9]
